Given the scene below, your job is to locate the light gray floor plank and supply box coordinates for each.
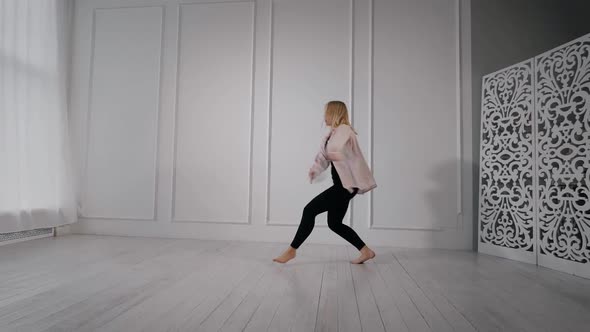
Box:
[218,250,286,332]
[196,242,282,332]
[357,248,409,332]
[385,250,476,332]
[334,247,363,332]
[93,241,250,332]
[265,244,326,332]
[395,248,538,331]
[240,263,290,332]
[182,242,278,331]
[0,237,179,326]
[1,235,590,332]
[345,246,386,332]
[315,245,340,332]
[363,247,428,332]
[8,239,228,332]
[386,250,454,332]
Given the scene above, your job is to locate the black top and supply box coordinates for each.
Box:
[331,161,343,187]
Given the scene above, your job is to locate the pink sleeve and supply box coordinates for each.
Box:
[310,142,330,175]
[326,125,352,161]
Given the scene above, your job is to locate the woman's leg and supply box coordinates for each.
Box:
[326,199,366,251]
[273,187,337,263]
[290,186,336,248]
[327,189,375,264]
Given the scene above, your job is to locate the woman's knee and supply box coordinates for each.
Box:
[302,203,318,218]
[327,219,342,232]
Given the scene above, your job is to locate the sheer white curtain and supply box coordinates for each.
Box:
[0,0,77,233]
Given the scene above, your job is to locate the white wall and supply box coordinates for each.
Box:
[70,0,474,249]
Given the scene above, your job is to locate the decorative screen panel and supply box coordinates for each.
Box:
[479,60,536,254]
[535,34,590,266]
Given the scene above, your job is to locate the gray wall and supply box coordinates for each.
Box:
[471,0,590,250]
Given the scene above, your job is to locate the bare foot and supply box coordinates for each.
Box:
[351,246,376,264]
[273,246,296,263]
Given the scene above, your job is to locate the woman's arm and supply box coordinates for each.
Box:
[309,136,330,182]
[326,125,352,161]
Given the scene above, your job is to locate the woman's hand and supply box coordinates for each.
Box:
[308,169,316,183]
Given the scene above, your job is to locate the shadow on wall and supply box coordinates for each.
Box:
[422,159,477,250]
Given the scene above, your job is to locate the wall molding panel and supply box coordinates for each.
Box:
[81,5,164,221]
[265,0,355,227]
[170,1,255,224]
[369,0,464,231]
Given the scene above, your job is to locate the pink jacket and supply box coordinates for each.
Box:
[309,125,377,194]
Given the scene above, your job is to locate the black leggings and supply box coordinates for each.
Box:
[290,185,366,251]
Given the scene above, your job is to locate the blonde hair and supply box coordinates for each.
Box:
[324,100,356,133]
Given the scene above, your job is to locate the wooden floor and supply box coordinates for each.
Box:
[1,235,589,332]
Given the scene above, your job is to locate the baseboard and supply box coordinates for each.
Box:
[73,218,474,250]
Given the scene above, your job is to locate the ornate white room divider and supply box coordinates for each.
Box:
[479,32,590,278]
[478,59,537,264]
[535,35,590,278]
